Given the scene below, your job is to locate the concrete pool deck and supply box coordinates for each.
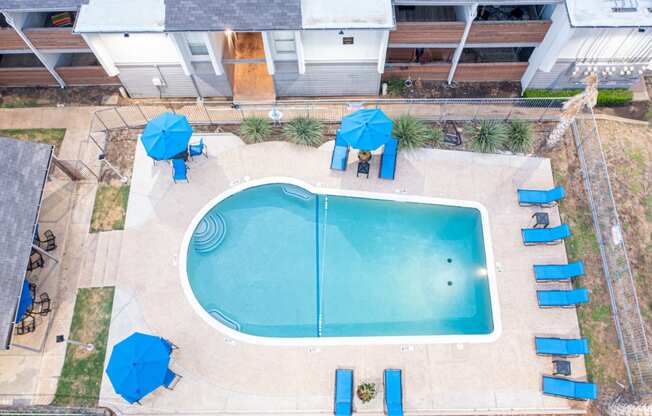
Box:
[100,133,588,415]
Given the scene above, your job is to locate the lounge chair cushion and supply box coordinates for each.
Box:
[379,138,398,180]
[543,376,597,400]
[384,369,403,416]
[335,369,353,416]
[517,186,565,205]
[172,159,188,181]
[522,224,571,244]
[534,261,585,281]
[537,288,590,307]
[535,337,590,355]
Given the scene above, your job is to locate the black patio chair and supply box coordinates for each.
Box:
[35,229,57,252]
[15,314,36,335]
[357,161,370,178]
[31,293,52,316]
[443,121,462,146]
[27,250,44,272]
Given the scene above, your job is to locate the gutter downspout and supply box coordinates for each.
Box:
[447,3,478,85]
[2,11,66,88]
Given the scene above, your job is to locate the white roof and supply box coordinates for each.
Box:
[301,0,393,29]
[566,0,652,27]
[75,0,165,32]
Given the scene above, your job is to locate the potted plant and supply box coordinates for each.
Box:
[356,382,377,403]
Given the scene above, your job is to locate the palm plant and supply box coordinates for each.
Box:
[356,382,377,403]
[283,117,324,146]
[240,117,272,143]
[506,120,533,153]
[466,120,508,153]
[392,115,429,150]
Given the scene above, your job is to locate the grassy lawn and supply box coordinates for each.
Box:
[545,132,628,393]
[0,98,39,108]
[0,128,66,149]
[90,184,130,232]
[53,287,115,407]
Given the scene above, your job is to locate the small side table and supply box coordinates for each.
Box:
[552,359,571,376]
[532,212,550,228]
[357,161,370,178]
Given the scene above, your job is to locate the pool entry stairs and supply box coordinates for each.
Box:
[193,212,227,254]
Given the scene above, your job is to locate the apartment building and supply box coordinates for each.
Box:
[0,0,651,97]
[0,0,118,88]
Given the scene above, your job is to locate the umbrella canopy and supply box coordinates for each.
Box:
[339,109,393,151]
[140,113,192,160]
[106,332,172,404]
[15,279,32,322]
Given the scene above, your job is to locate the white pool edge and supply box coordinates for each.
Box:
[178,176,502,347]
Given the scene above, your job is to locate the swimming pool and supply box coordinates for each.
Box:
[180,178,500,345]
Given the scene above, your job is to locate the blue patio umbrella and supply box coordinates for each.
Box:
[106,332,173,404]
[339,108,393,151]
[140,112,193,160]
[15,279,32,322]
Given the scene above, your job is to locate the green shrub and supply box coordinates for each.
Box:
[240,117,272,143]
[386,77,406,96]
[427,127,443,145]
[283,117,324,146]
[523,88,633,107]
[392,115,429,150]
[466,120,507,153]
[506,120,533,153]
[356,383,377,403]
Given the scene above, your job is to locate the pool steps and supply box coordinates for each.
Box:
[208,308,241,331]
[193,212,227,253]
[281,184,314,202]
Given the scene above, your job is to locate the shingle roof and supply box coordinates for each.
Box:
[0,0,87,11]
[0,137,52,349]
[165,0,302,31]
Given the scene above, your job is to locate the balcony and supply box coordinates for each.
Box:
[0,53,57,86]
[384,48,454,80]
[469,5,552,44]
[0,28,28,50]
[453,47,532,81]
[25,28,88,50]
[55,53,120,86]
[389,22,465,45]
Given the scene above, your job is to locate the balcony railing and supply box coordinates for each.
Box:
[383,63,451,81]
[454,62,527,81]
[56,66,120,86]
[0,67,58,86]
[24,27,88,50]
[467,20,551,44]
[0,28,28,50]
[389,22,466,45]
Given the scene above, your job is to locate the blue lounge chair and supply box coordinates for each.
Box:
[542,376,597,400]
[334,369,353,416]
[384,369,403,416]
[517,186,565,207]
[534,261,585,282]
[188,138,207,159]
[535,337,590,356]
[522,224,571,245]
[163,369,181,390]
[537,288,589,308]
[379,138,398,180]
[331,132,349,171]
[172,159,189,183]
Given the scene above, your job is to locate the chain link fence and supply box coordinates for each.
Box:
[572,109,652,399]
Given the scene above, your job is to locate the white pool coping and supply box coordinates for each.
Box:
[178,176,502,346]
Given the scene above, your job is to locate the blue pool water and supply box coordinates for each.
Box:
[186,183,494,338]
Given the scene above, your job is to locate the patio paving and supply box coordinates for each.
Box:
[101,132,589,415]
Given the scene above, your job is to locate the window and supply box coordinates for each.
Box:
[273,31,296,54]
[185,33,209,56]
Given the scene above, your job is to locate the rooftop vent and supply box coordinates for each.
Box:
[612,0,639,12]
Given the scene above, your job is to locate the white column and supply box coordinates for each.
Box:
[169,32,194,76]
[447,3,478,84]
[295,30,306,74]
[81,33,119,76]
[377,30,389,74]
[205,32,225,76]
[261,31,276,75]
